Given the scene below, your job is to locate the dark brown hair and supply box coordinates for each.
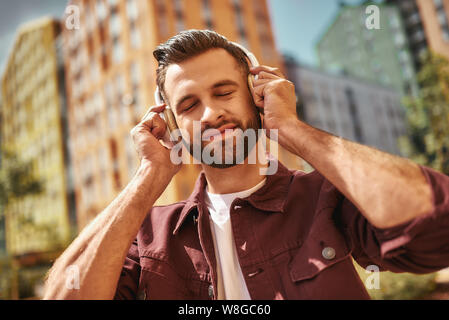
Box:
[153,29,251,104]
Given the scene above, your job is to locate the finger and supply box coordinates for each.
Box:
[252,78,272,87]
[141,112,168,140]
[251,78,274,108]
[250,65,284,78]
[252,82,266,108]
[257,71,279,80]
[140,104,166,121]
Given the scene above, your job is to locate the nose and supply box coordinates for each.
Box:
[200,103,224,128]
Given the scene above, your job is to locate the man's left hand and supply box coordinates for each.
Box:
[250,65,299,132]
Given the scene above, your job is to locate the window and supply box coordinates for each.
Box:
[110,12,121,36]
[435,0,449,41]
[173,0,185,32]
[412,29,425,42]
[126,0,138,20]
[129,22,141,48]
[394,33,405,47]
[96,0,107,21]
[202,0,213,29]
[232,0,249,48]
[105,81,117,129]
[434,0,444,10]
[112,37,123,62]
[155,0,169,37]
[345,88,364,143]
[109,138,121,190]
[389,13,400,29]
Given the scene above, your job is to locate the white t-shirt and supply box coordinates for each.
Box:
[204,178,267,300]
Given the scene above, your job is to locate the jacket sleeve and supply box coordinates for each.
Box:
[114,239,141,299]
[340,165,449,274]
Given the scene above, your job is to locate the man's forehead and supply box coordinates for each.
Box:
[165,48,242,86]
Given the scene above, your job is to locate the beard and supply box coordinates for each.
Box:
[184,105,262,169]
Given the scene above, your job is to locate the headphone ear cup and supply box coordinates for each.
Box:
[248,74,264,117]
[247,73,254,91]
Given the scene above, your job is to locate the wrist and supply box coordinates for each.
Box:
[277,117,304,155]
[134,160,174,190]
[138,160,175,179]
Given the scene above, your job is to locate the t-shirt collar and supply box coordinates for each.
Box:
[173,158,294,235]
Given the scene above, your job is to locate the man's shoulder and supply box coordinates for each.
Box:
[287,168,342,208]
[289,168,327,187]
[139,200,191,231]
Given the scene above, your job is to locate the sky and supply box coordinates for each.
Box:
[0,0,375,73]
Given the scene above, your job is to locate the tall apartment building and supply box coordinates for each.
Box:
[63,0,302,230]
[316,3,419,97]
[1,18,76,259]
[285,57,406,156]
[387,0,449,65]
[0,95,4,258]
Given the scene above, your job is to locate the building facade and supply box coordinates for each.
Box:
[285,57,406,156]
[62,0,302,230]
[316,3,419,97]
[387,0,449,66]
[1,18,76,259]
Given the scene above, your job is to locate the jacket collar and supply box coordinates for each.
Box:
[172,158,294,235]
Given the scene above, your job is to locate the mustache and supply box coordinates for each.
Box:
[201,118,243,133]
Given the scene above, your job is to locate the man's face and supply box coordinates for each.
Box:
[164,48,261,168]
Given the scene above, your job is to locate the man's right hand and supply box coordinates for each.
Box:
[130,104,181,177]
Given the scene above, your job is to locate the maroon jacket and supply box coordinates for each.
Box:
[114,160,449,300]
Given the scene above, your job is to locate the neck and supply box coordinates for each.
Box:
[202,146,268,194]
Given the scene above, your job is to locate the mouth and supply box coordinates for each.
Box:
[203,123,237,141]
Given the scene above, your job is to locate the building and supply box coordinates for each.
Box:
[63,0,303,230]
[316,3,419,97]
[387,0,449,65]
[0,94,4,258]
[285,57,406,156]
[1,17,76,297]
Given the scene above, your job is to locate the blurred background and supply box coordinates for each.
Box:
[0,0,448,300]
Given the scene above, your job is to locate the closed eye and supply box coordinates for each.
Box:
[215,91,234,97]
[183,101,197,113]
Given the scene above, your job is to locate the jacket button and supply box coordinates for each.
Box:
[208,285,214,298]
[322,247,336,260]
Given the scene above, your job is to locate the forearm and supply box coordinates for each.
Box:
[43,163,171,299]
[280,119,433,229]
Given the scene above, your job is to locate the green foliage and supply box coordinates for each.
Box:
[399,52,449,174]
[0,149,44,208]
[0,149,66,253]
[354,261,437,300]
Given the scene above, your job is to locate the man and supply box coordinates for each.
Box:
[44,30,449,300]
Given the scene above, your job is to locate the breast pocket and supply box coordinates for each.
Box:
[287,212,370,299]
[139,256,211,300]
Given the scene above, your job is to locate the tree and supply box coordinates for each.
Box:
[400,52,449,175]
[0,148,45,255]
[0,149,44,208]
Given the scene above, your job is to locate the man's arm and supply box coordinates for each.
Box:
[44,104,179,299]
[280,119,433,229]
[44,164,171,299]
[251,65,433,229]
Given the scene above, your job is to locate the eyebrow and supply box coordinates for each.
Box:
[174,79,239,113]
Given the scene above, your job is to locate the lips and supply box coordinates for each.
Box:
[202,123,237,140]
